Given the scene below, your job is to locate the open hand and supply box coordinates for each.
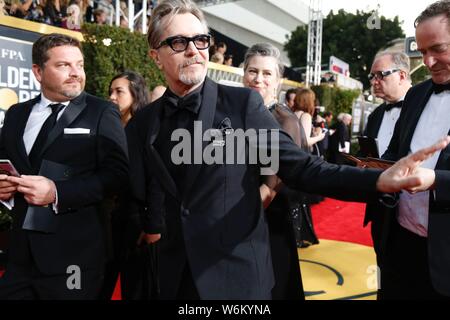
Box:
[376,136,450,193]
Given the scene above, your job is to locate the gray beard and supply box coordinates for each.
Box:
[179,71,204,86]
[61,89,82,99]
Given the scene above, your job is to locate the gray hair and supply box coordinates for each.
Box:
[147,0,209,49]
[243,43,285,79]
[337,113,352,122]
[415,0,450,28]
[374,51,411,80]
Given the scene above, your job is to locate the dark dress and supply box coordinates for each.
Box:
[264,103,306,300]
[99,179,162,300]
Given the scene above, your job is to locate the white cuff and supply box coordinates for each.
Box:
[1,198,14,210]
[52,188,58,214]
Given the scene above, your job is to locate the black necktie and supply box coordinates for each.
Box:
[385,101,403,112]
[433,82,450,94]
[29,103,64,170]
[164,91,201,117]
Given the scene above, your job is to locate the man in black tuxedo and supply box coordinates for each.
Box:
[363,52,412,156]
[127,0,450,300]
[362,52,412,284]
[0,33,128,299]
[374,0,450,299]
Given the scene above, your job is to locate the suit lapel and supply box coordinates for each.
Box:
[182,78,217,202]
[41,92,87,156]
[435,119,450,170]
[370,103,386,138]
[16,96,40,169]
[147,101,181,201]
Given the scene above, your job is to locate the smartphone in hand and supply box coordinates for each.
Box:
[0,160,20,177]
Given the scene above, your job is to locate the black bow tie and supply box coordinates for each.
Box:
[385,101,403,111]
[432,82,450,94]
[164,91,202,117]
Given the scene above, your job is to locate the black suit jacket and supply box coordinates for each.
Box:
[363,103,388,139]
[362,103,394,260]
[378,79,450,296]
[0,92,129,275]
[127,77,382,299]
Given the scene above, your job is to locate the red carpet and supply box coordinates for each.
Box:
[310,198,373,247]
[111,274,121,300]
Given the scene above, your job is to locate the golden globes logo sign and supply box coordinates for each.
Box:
[0,37,41,111]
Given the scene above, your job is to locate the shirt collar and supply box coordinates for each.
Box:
[386,95,406,105]
[38,94,71,111]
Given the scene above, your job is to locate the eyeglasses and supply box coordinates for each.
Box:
[368,69,400,81]
[156,34,211,52]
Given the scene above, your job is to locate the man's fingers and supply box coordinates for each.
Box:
[17,185,34,195]
[6,176,38,188]
[408,136,450,163]
[24,195,38,205]
[0,186,17,193]
[0,193,14,201]
[0,178,18,188]
[6,176,25,185]
[396,176,423,192]
[20,175,43,181]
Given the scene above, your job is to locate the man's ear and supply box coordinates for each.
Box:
[399,70,408,82]
[31,64,43,83]
[149,49,163,70]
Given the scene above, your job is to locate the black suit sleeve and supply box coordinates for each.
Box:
[262,105,303,191]
[126,111,165,234]
[434,171,450,205]
[55,105,129,211]
[244,90,381,203]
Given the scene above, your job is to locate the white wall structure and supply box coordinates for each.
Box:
[196,0,310,66]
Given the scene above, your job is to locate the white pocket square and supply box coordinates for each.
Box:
[64,128,90,134]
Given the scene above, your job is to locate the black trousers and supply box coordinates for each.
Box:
[0,234,102,300]
[175,263,200,300]
[379,221,449,300]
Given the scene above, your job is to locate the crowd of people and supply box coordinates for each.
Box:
[1,0,450,301]
[0,0,159,31]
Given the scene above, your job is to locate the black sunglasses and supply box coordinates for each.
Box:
[156,34,211,52]
[368,69,400,81]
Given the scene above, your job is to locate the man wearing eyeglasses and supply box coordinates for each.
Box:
[126,0,450,300]
[370,0,450,300]
[364,52,412,157]
[362,52,412,300]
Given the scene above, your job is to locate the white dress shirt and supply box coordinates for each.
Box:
[23,95,68,154]
[398,91,450,237]
[377,99,404,156]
